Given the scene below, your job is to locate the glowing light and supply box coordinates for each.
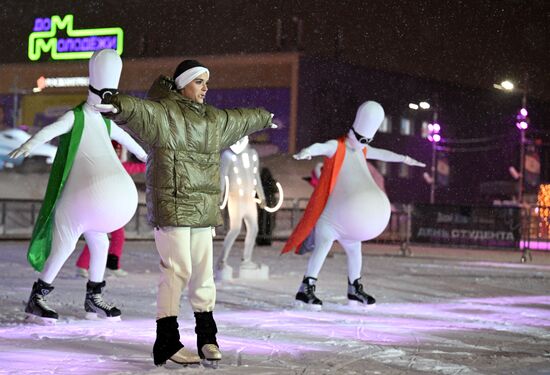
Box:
[28,14,124,61]
[408,103,419,110]
[233,167,239,174]
[516,121,528,130]
[236,177,242,185]
[520,108,528,117]
[419,102,430,109]
[500,80,514,90]
[255,182,284,213]
[516,107,529,130]
[537,184,550,235]
[34,76,89,92]
[427,122,442,143]
[242,153,250,168]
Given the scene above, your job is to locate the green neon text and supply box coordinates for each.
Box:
[28,14,124,61]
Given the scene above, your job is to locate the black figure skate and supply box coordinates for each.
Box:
[84,280,122,321]
[347,278,376,308]
[25,279,58,325]
[295,276,323,311]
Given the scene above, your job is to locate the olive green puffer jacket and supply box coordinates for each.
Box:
[106,75,272,228]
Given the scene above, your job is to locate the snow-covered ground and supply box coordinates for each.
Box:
[0,240,549,375]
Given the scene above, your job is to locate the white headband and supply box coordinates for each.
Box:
[175,67,209,90]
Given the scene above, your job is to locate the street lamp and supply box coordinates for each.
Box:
[427,116,442,204]
[409,100,442,203]
[516,106,530,203]
[494,77,529,203]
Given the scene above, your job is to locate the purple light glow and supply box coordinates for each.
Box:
[520,108,528,117]
[433,134,441,142]
[516,121,528,130]
[0,295,549,373]
[33,17,52,32]
[520,240,550,251]
[458,260,550,270]
[432,123,441,133]
[57,36,118,53]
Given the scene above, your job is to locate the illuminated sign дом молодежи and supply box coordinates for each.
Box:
[28,14,124,61]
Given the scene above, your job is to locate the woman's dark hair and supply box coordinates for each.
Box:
[173,60,206,81]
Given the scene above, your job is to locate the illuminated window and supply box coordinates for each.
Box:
[377,161,389,176]
[398,163,410,178]
[400,117,413,135]
[378,116,392,133]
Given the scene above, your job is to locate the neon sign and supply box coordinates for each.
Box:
[28,14,124,61]
[33,76,90,92]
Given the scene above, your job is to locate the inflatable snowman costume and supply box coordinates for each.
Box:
[282,101,425,310]
[216,136,269,280]
[10,49,147,323]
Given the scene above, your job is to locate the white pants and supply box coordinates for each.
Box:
[40,208,109,284]
[154,226,216,319]
[305,218,363,282]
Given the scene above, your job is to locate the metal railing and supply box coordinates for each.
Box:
[1,198,548,260]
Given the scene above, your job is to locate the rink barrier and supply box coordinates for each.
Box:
[0,198,548,258]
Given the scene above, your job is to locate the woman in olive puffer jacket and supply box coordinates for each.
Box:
[99,59,274,367]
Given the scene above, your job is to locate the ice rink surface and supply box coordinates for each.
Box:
[0,240,549,375]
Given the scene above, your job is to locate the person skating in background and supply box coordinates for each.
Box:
[8,49,147,324]
[282,101,425,310]
[76,141,146,278]
[255,166,279,246]
[95,59,276,367]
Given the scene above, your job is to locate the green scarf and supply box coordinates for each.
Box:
[27,103,111,271]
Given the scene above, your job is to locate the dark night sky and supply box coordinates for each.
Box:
[0,0,548,100]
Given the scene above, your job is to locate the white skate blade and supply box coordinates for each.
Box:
[201,359,220,369]
[85,312,121,321]
[168,358,201,366]
[25,313,56,325]
[293,300,322,311]
[163,361,200,369]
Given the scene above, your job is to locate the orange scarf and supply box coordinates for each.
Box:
[282,138,366,254]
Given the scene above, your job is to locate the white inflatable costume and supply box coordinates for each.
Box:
[216,136,269,280]
[283,101,425,309]
[10,49,147,323]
